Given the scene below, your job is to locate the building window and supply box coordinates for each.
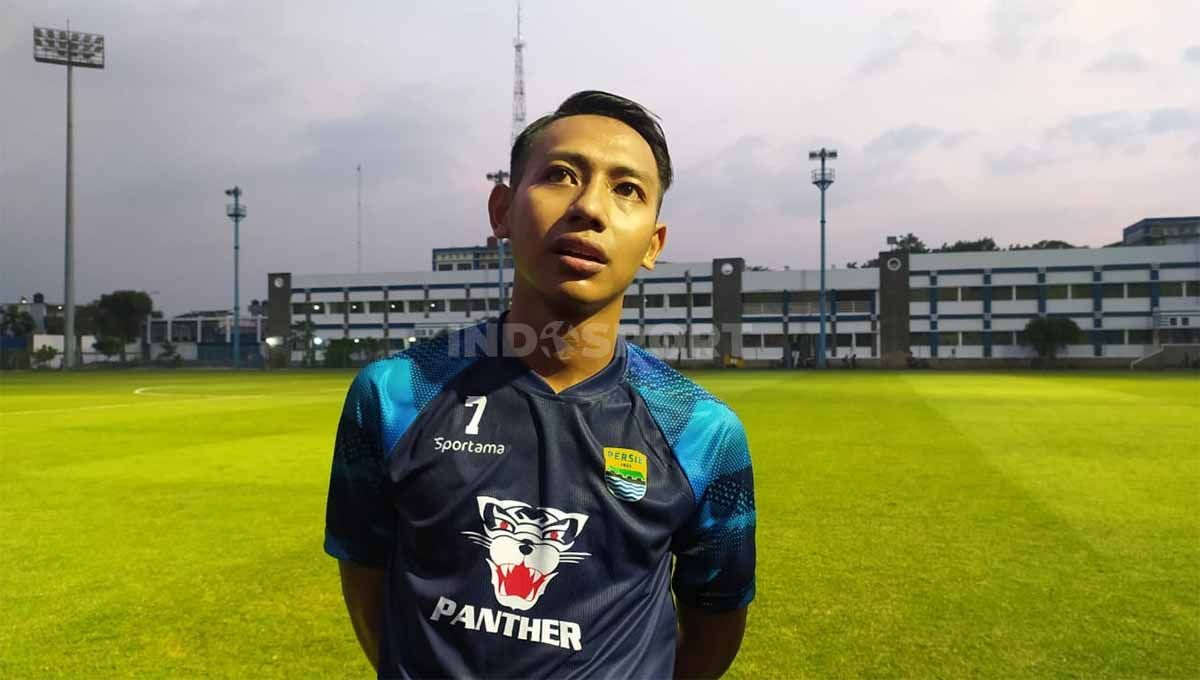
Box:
[470,299,488,312]
[291,303,308,315]
[348,302,364,314]
[668,294,688,308]
[854,333,873,347]
[437,264,453,271]
[427,300,446,313]
[644,294,665,308]
[1069,284,1093,299]
[836,333,853,348]
[991,331,1015,346]
[910,333,930,346]
[910,288,930,302]
[1188,281,1200,297]
[1125,283,1151,298]
[1101,283,1124,299]
[1015,285,1039,300]
[328,302,346,314]
[990,286,1014,301]
[388,301,403,312]
[368,301,387,313]
[693,334,713,348]
[1160,282,1184,297]
[1128,329,1153,344]
[742,334,762,348]
[1100,330,1125,345]
[1045,285,1069,300]
[692,293,712,307]
[449,299,468,312]
[938,332,959,346]
[961,332,983,345]
[456,263,473,270]
[939,288,960,302]
[407,300,425,313]
[764,334,784,348]
[961,287,986,301]
[623,295,642,308]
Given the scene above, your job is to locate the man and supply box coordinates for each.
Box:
[325,91,756,679]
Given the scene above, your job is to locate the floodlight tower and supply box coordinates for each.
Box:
[33,24,105,370]
[511,1,527,145]
[225,186,247,368]
[356,164,363,274]
[486,170,511,311]
[809,148,837,369]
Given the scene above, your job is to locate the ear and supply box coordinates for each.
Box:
[488,183,512,239]
[640,222,667,271]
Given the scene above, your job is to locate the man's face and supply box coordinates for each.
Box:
[491,114,666,314]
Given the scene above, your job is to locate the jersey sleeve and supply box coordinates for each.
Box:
[323,367,398,567]
[670,400,757,612]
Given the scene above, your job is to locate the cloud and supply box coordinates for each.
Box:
[1044,112,1142,152]
[986,145,1060,175]
[855,31,956,77]
[864,124,970,156]
[989,0,1066,59]
[1086,51,1149,75]
[1146,108,1200,135]
[1185,46,1200,64]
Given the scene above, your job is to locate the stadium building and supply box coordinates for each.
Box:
[261,239,1200,368]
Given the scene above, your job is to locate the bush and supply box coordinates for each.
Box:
[32,344,59,369]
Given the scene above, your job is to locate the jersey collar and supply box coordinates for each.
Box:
[494,311,628,400]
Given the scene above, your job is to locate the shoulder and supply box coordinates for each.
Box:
[624,344,749,496]
[342,325,483,452]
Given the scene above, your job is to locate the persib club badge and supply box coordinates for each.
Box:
[603,447,648,502]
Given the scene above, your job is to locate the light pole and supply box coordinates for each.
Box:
[225,186,247,368]
[486,170,510,312]
[33,24,105,369]
[809,148,837,369]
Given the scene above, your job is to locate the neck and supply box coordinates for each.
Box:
[505,279,623,394]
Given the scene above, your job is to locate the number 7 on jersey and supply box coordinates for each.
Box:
[464,396,488,435]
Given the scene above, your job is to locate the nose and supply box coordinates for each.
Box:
[567,179,606,231]
[519,542,533,556]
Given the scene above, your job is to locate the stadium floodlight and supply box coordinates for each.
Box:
[265,336,281,348]
[486,170,511,312]
[809,147,837,369]
[224,186,247,369]
[34,24,106,370]
[407,336,417,344]
[313,337,325,346]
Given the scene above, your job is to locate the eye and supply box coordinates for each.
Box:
[497,520,510,531]
[614,182,644,201]
[547,530,560,541]
[545,166,574,184]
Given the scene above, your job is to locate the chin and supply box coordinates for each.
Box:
[546,279,616,312]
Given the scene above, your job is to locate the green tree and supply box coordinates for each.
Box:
[32,344,59,368]
[935,237,999,253]
[95,291,154,362]
[1022,317,1082,363]
[92,336,125,361]
[1009,240,1078,250]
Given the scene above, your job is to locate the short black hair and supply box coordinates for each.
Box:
[509,90,673,207]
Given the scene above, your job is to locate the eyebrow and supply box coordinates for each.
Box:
[543,150,654,186]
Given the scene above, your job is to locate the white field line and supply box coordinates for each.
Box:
[0,387,345,417]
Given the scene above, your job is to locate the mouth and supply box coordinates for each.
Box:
[493,561,549,601]
[552,237,608,275]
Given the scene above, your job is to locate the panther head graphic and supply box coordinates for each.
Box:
[461,496,590,611]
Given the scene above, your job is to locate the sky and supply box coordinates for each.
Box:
[2,0,1198,315]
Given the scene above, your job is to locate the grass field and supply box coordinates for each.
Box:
[1,369,1197,678]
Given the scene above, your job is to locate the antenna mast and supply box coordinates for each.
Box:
[356,163,362,274]
[511,1,526,145]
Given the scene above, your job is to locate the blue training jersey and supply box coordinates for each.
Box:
[324,315,756,679]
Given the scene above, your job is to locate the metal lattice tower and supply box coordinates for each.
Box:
[511,1,526,145]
